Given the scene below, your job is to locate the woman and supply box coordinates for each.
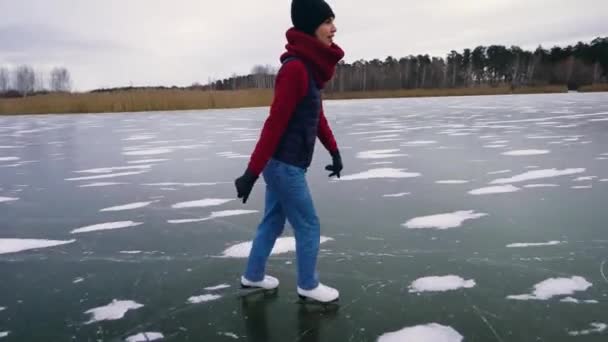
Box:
[235,0,344,303]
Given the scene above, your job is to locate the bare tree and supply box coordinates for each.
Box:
[14,65,36,96]
[0,67,9,93]
[50,67,72,92]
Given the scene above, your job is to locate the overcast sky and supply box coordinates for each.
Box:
[1,0,606,91]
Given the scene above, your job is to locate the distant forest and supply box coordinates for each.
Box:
[208,37,608,92]
[1,37,606,98]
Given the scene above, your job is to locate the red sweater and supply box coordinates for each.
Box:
[247,28,345,176]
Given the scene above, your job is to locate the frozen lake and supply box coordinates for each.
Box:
[1,92,608,341]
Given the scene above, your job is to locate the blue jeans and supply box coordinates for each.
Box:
[244,159,320,290]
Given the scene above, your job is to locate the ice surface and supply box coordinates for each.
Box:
[221,236,333,258]
[71,221,143,234]
[409,275,476,293]
[84,299,144,324]
[0,238,75,255]
[403,211,487,230]
[340,168,421,181]
[125,332,164,342]
[507,276,592,300]
[468,185,520,195]
[490,168,585,184]
[172,198,233,209]
[377,323,463,342]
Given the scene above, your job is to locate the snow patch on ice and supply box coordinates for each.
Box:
[383,192,410,198]
[356,149,407,159]
[172,198,233,209]
[340,168,421,181]
[523,184,559,188]
[507,276,592,300]
[403,210,487,230]
[436,180,469,184]
[560,297,598,304]
[71,221,143,234]
[168,210,258,224]
[572,185,592,189]
[378,323,463,342]
[488,170,511,175]
[219,332,239,339]
[0,332,8,338]
[0,157,19,162]
[75,165,151,174]
[574,176,597,181]
[128,159,169,164]
[222,236,333,258]
[409,275,476,293]
[73,277,85,284]
[502,149,550,156]
[490,168,585,184]
[79,182,128,188]
[125,332,164,342]
[468,185,520,195]
[507,241,563,248]
[123,148,172,156]
[84,299,144,324]
[120,251,142,254]
[100,201,157,212]
[187,294,222,304]
[65,171,148,181]
[0,239,75,255]
[568,323,607,336]
[0,197,19,203]
[204,284,231,291]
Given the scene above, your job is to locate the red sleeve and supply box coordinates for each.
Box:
[317,102,338,153]
[247,60,308,176]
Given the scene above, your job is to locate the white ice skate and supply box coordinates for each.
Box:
[240,275,279,290]
[297,283,339,303]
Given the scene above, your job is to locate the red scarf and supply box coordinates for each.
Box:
[280,28,345,88]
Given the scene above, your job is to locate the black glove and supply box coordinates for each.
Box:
[325,150,343,178]
[235,169,258,204]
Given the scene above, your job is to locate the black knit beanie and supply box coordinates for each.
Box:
[291,0,335,36]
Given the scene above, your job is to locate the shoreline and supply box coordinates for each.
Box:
[1,85,606,115]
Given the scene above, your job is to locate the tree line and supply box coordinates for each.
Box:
[208,37,608,92]
[0,66,71,97]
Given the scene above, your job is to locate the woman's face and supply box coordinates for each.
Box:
[315,17,337,47]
